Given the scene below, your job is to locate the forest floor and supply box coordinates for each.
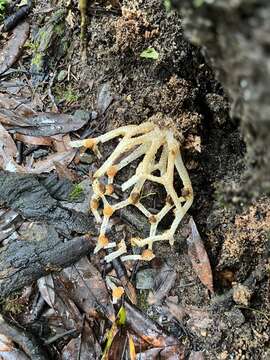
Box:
[0,0,269,359]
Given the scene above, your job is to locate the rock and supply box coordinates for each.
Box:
[136,268,156,290]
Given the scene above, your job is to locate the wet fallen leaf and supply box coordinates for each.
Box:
[52,134,72,153]
[28,149,76,174]
[107,328,128,360]
[148,260,177,305]
[125,301,178,348]
[0,93,36,117]
[0,123,17,168]
[0,22,29,75]
[62,321,101,360]
[62,257,115,321]
[187,217,214,293]
[136,345,184,360]
[97,83,114,115]
[0,106,90,136]
[42,277,83,331]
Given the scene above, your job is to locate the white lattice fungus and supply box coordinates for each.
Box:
[70,120,193,262]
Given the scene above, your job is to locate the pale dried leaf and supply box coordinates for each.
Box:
[38,274,55,308]
[15,133,53,146]
[0,124,24,172]
[0,22,29,75]
[28,149,76,174]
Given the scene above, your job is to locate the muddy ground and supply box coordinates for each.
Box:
[0,0,269,359]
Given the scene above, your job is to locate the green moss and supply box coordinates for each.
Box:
[63,88,80,103]
[69,183,84,200]
[137,290,150,312]
[31,53,43,69]
[0,0,7,21]
[0,293,26,315]
[55,84,80,104]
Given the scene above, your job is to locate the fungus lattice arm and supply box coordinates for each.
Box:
[70,122,194,262]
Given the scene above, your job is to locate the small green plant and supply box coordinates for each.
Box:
[0,0,8,21]
[140,47,159,60]
[193,0,206,8]
[164,0,172,12]
[63,87,80,103]
[69,183,84,200]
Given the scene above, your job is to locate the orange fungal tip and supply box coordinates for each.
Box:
[107,165,118,178]
[103,205,114,217]
[98,183,106,194]
[112,286,124,300]
[129,192,140,204]
[141,249,155,261]
[98,235,109,247]
[148,215,157,224]
[106,184,114,195]
[90,199,99,210]
[83,138,96,149]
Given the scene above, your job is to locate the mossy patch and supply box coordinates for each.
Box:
[69,183,84,201]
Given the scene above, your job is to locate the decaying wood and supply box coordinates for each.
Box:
[0,234,96,298]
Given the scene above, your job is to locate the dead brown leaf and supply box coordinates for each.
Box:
[136,345,184,360]
[54,161,78,181]
[187,217,214,293]
[0,208,22,242]
[62,257,115,321]
[61,322,101,360]
[0,93,36,117]
[38,275,55,308]
[125,301,178,348]
[108,328,128,360]
[0,105,90,137]
[15,133,53,146]
[41,277,83,331]
[0,22,29,75]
